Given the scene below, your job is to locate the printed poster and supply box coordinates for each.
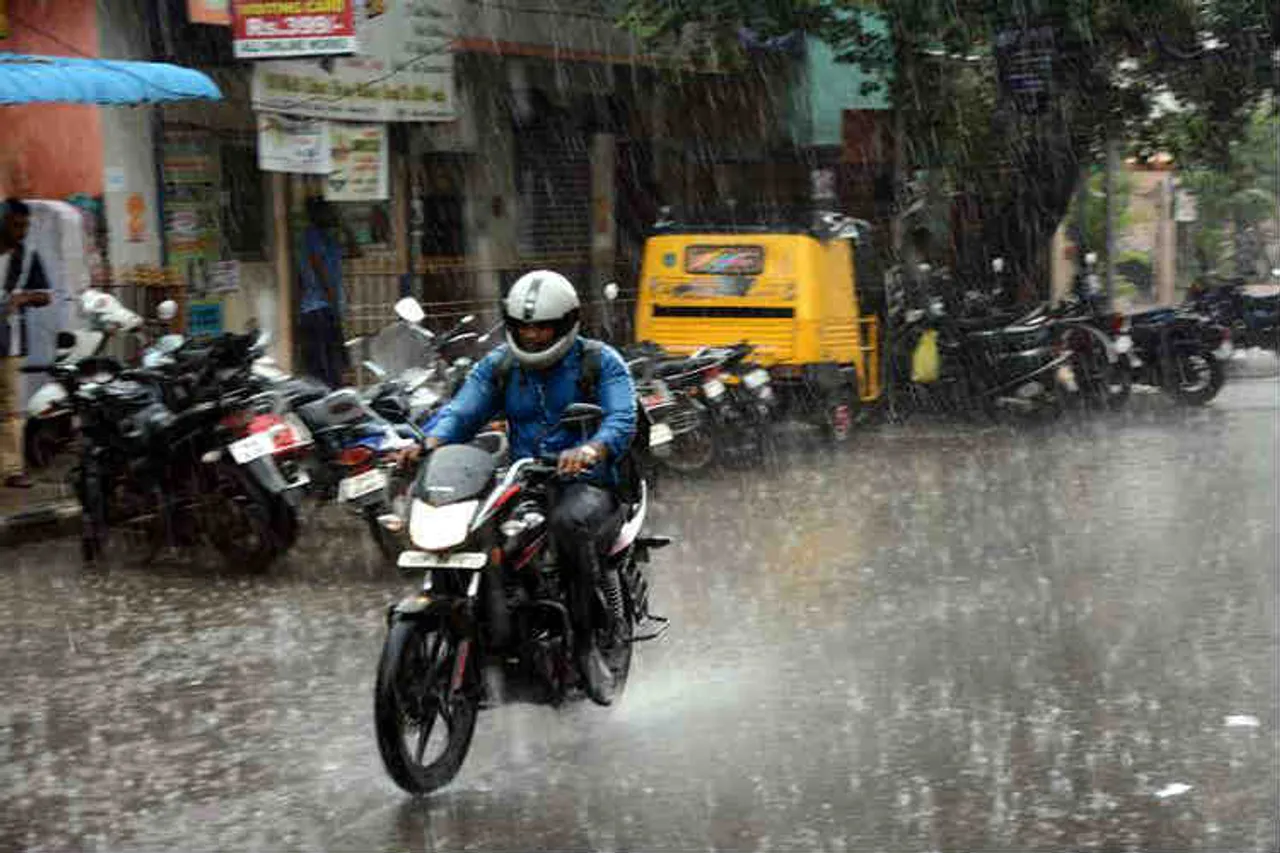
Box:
[326,122,388,202]
[257,114,331,174]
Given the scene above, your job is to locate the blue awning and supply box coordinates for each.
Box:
[0,53,222,105]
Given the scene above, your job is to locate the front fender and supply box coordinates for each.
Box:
[385,593,460,626]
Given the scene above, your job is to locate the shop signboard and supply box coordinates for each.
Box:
[257,114,331,174]
[326,123,388,202]
[251,0,455,122]
[232,0,357,59]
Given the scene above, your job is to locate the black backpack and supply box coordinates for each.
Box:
[491,340,646,505]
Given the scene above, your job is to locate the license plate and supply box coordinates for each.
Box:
[397,550,487,570]
[338,468,388,503]
[743,368,770,389]
[649,422,674,448]
[228,432,274,464]
[702,378,726,399]
[1114,335,1133,354]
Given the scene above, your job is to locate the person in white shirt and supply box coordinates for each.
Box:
[0,199,52,488]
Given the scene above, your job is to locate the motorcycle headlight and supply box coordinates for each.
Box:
[409,499,480,551]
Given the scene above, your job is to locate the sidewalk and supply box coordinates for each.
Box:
[0,465,80,548]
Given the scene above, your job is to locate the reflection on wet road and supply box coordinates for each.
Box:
[3,379,1276,851]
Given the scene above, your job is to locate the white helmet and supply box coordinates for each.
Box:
[503,270,581,369]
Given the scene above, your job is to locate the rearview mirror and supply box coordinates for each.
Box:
[394,296,426,325]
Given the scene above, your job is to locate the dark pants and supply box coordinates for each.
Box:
[548,482,621,652]
[300,307,347,388]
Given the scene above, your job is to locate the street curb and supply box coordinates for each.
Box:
[0,501,81,548]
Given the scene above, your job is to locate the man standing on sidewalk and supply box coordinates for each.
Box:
[0,199,52,489]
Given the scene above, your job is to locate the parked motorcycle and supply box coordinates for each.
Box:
[1121,307,1230,405]
[626,341,775,471]
[372,405,668,795]
[1186,270,1279,353]
[50,330,304,571]
[886,265,1075,421]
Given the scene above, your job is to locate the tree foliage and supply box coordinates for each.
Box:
[616,0,1277,292]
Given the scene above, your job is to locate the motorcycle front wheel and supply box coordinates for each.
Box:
[1171,349,1225,406]
[375,618,479,795]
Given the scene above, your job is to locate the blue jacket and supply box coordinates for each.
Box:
[427,338,637,486]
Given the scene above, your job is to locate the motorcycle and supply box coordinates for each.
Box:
[886,266,1075,421]
[372,405,668,795]
[626,342,776,471]
[1186,270,1279,353]
[1121,307,1230,405]
[55,331,303,571]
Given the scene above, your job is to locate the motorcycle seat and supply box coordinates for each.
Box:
[276,376,329,407]
[299,388,369,427]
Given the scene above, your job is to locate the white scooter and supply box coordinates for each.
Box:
[23,291,178,468]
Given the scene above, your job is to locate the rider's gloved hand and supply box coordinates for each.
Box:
[557,442,605,477]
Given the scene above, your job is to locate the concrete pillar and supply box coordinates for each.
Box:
[271,172,293,373]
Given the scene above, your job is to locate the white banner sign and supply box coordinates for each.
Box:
[326,122,388,201]
[257,114,331,174]
[250,0,455,122]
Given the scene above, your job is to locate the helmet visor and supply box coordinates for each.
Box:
[503,308,579,353]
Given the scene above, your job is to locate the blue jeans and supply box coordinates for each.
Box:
[300,307,346,388]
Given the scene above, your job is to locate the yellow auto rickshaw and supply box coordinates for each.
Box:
[632,210,883,441]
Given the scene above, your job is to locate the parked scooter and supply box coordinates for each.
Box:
[24,291,180,468]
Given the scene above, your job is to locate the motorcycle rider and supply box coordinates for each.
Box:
[402,270,637,705]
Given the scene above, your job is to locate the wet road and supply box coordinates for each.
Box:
[3,378,1277,852]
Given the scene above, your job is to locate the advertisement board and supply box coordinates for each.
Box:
[232,0,357,59]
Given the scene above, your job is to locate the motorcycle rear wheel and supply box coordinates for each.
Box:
[201,461,292,573]
[375,618,479,795]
